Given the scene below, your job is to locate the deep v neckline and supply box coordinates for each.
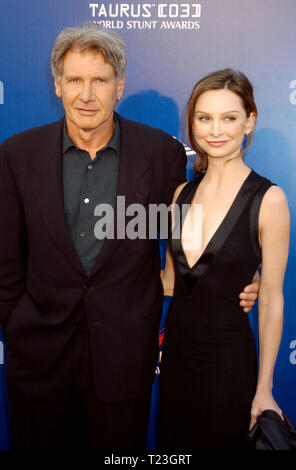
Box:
[180,169,254,272]
[169,169,271,298]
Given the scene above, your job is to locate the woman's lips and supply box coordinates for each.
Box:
[206,141,228,147]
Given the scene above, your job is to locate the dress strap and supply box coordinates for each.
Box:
[171,174,205,241]
[175,173,205,207]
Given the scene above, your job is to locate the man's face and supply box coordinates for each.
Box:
[55,49,125,134]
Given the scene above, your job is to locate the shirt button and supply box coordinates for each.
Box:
[84,198,90,204]
[88,164,93,170]
[80,231,86,237]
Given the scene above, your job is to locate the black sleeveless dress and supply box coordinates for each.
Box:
[160,170,274,450]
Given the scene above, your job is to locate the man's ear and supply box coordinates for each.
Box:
[116,76,126,101]
[54,78,62,98]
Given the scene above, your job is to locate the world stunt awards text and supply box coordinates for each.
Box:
[89,2,201,30]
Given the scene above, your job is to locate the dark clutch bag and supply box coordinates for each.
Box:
[245,409,296,450]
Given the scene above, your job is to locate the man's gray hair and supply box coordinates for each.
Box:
[51,23,127,81]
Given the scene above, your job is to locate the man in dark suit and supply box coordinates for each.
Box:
[0,24,258,449]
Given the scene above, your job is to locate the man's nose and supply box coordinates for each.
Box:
[79,82,94,102]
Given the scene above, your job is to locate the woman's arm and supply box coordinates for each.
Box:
[249,185,290,429]
[160,182,188,296]
[161,248,175,296]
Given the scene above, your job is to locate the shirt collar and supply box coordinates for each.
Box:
[62,114,120,156]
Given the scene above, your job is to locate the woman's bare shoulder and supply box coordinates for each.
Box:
[261,185,288,210]
[259,185,290,228]
[172,182,189,204]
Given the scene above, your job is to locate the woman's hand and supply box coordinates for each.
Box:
[249,389,283,429]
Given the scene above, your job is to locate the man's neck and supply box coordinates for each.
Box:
[66,115,115,160]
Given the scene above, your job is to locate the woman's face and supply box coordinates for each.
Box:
[193,88,256,162]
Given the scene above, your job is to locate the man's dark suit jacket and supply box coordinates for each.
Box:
[0,114,186,403]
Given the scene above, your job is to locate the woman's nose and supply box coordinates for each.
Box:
[210,119,223,136]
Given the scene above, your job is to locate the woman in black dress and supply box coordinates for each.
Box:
[160,69,290,450]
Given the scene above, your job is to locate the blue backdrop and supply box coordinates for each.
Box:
[1,0,296,450]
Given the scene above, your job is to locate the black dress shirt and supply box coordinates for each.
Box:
[62,116,120,276]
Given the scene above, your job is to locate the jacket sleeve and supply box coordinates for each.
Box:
[164,139,187,206]
[0,143,27,341]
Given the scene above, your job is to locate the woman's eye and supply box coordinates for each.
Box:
[199,116,209,121]
[225,116,236,121]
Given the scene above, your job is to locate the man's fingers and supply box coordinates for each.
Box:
[242,282,259,294]
[251,270,260,283]
[240,301,255,308]
[240,297,256,313]
[239,292,257,300]
[238,279,259,313]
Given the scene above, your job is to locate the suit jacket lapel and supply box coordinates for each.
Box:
[31,118,86,276]
[89,114,151,278]
[30,115,151,279]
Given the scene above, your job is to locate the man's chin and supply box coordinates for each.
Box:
[76,120,101,133]
[80,126,96,133]
[66,114,113,135]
